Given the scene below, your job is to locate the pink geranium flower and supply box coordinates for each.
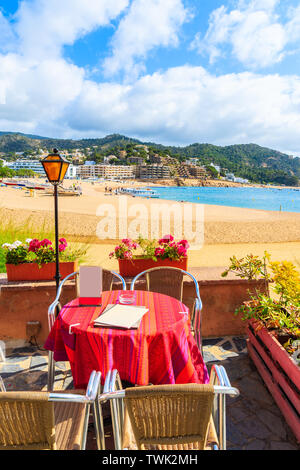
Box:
[159,234,174,244]
[155,247,165,257]
[28,239,41,253]
[39,239,52,247]
[121,238,132,247]
[177,245,187,257]
[59,238,67,247]
[178,239,189,249]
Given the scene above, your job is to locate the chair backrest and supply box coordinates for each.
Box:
[130,266,201,303]
[0,391,56,450]
[146,267,184,301]
[103,269,117,291]
[124,383,215,450]
[130,267,187,301]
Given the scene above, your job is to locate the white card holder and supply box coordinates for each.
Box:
[79,266,102,305]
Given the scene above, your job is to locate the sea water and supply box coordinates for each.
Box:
[151,186,300,213]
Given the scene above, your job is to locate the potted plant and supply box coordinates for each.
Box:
[109,234,189,277]
[2,238,86,281]
[223,252,300,441]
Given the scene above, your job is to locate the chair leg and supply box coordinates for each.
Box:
[0,341,5,362]
[110,398,122,450]
[48,350,55,391]
[92,399,106,450]
[194,330,202,355]
[219,394,226,450]
[81,403,92,450]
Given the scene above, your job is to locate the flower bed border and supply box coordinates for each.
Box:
[247,318,300,442]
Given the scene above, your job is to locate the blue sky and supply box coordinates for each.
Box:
[0,0,300,155]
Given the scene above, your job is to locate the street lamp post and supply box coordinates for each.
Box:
[41,149,70,293]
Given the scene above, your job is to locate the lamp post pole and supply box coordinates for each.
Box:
[53,183,61,293]
[41,148,69,300]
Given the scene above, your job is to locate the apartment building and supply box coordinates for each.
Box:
[65,164,77,179]
[137,164,171,179]
[188,164,207,178]
[6,159,77,178]
[77,164,135,180]
[128,156,145,165]
[6,159,45,175]
[149,154,164,164]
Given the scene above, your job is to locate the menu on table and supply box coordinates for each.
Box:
[93,304,148,329]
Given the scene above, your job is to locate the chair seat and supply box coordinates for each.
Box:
[54,400,87,450]
[122,410,219,451]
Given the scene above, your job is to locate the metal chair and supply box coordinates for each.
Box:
[98,365,239,450]
[130,267,203,352]
[47,269,126,391]
[0,370,103,450]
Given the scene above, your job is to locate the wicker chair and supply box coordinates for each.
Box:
[47,269,126,391]
[0,371,103,450]
[99,365,239,450]
[130,267,203,352]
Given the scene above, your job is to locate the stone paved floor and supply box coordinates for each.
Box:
[0,336,299,451]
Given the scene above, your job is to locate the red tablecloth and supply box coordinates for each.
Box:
[44,290,209,388]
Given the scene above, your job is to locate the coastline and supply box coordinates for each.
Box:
[1,179,300,271]
[132,177,300,190]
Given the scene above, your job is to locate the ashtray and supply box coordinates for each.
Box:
[118,293,136,304]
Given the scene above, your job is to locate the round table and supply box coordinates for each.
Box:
[44,290,209,388]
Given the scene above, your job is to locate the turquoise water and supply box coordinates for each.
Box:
[151,186,300,213]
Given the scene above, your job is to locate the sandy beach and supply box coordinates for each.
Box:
[1,179,300,271]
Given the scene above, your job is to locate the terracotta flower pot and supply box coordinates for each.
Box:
[118,257,188,277]
[247,318,300,442]
[6,260,78,282]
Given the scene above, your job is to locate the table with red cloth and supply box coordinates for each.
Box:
[44,290,209,388]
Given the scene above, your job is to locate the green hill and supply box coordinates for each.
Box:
[0,132,141,153]
[0,132,299,186]
[150,142,300,185]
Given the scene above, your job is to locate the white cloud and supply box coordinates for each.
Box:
[286,4,300,42]
[192,0,294,69]
[0,0,129,128]
[62,66,300,155]
[1,0,300,157]
[13,0,129,59]
[102,0,191,79]
[0,11,16,52]
[0,53,85,124]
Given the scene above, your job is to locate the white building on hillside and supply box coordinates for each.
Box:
[225,172,249,184]
[211,163,221,173]
[65,164,77,179]
[6,159,44,175]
